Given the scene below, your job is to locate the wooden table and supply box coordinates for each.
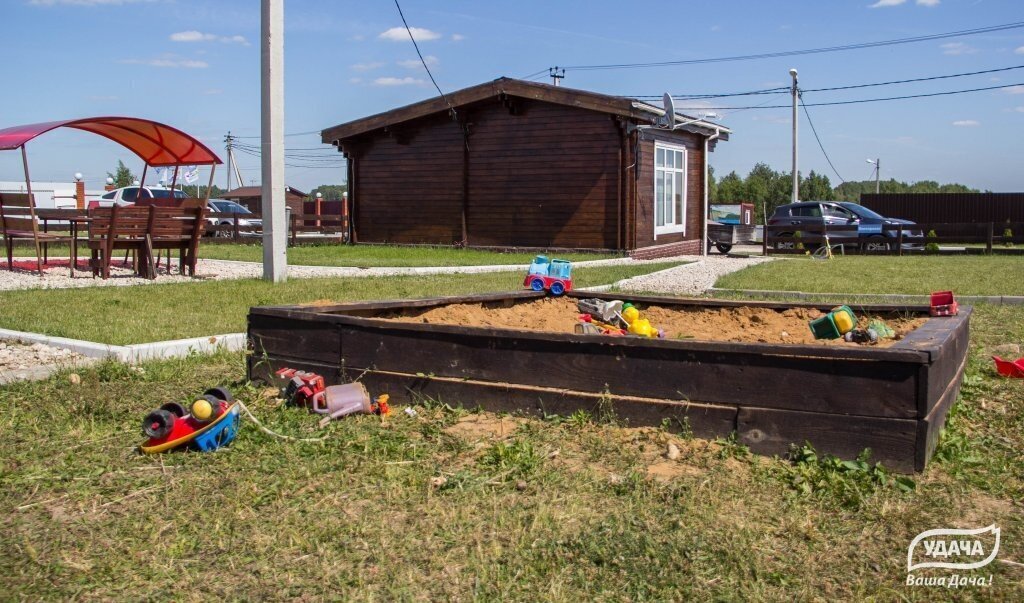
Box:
[36,208,90,277]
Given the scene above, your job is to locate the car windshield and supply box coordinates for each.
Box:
[839,203,886,220]
[150,189,188,199]
[212,201,252,214]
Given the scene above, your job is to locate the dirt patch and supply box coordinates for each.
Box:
[386,297,927,347]
[444,414,526,441]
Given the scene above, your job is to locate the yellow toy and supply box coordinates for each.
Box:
[619,303,663,339]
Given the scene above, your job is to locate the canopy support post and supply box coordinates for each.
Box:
[203,165,216,204]
[20,145,43,276]
[170,166,180,195]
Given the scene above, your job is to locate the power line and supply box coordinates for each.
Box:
[628,64,1024,100]
[799,94,844,184]
[547,21,1024,72]
[394,0,456,119]
[670,80,1024,110]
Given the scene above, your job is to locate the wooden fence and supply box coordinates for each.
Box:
[861,193,1024,238]
[763,222,1024,256]
[204,211,349,244]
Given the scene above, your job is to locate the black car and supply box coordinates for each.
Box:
[767,201,922,251]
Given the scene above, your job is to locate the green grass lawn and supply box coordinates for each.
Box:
[0,262,680,345]
[9,242,618,267]
[200,243,618,267]
[1,302,1021,600]
[716,255,1024,296]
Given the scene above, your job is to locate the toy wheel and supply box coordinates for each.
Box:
[142,409,175,439]
[203,386,234,402]
[159,401,187,418]
[715,243,733,254]
[549,281,565,296]
[191,395,223,423]
[530,278,545,292]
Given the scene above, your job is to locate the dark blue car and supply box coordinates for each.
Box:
[768,201,922,251]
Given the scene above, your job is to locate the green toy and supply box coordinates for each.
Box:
[809,305,857,340]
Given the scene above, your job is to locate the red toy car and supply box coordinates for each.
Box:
[930,291,959,317]
[524,255,573,296]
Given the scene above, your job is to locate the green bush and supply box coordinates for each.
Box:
[794,230,804,251]
[1004,227,1014,248]
[925,229,940,253]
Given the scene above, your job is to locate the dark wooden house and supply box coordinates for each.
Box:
[322,78,730,256]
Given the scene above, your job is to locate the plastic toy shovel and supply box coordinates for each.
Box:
[992,356,1024,378]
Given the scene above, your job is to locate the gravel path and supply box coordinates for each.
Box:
[610,256,774,296]
[0,255,684,292]
[0,339,91,384]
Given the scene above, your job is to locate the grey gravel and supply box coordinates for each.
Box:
[611,256,774,296]
[0,339,86,372]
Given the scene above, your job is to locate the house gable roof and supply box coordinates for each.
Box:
[322,77,730,144]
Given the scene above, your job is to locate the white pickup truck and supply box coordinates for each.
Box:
[92,186,189,207]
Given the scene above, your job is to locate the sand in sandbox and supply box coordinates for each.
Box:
[383,297,928,347]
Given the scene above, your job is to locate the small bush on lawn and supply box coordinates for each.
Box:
[925,230,940,253]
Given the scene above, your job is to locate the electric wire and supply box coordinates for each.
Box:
[628,64,1024,100]
[394,0,456,119]
[669,80,1024,110]
[799,94,845,184]
[549,21,1024,72]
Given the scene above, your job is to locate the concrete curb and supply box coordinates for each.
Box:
[707,287,1024,305]
[0,328,247,364]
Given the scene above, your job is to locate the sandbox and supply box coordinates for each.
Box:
[247,291,971,472]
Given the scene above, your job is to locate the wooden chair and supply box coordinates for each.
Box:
[148,205,206,276]
[87,206,155,279]
[0,193,76,276]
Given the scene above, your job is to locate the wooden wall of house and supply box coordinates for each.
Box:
[345,100,623,249]
[465,101,620,248]
[633,130,705,249]
[350,113,465,244]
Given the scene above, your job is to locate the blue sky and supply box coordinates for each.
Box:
[1,0,1023,193]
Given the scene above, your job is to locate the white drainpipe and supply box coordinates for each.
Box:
[703,126,721,257]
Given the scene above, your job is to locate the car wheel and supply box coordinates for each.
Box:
[774,232,795,251]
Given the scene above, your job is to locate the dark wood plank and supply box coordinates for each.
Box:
[737,407,919,473]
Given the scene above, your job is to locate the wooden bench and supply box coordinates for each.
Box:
[0,192,76,276]
[147,204,206,276]
[87,206,154,279]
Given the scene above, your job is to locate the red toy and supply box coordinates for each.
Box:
[275,367,390,417]
[140,387,240,454]
[276,367,326,408]
[992,356,1024,378]
[524,256,573,296]
[930,291,959,317]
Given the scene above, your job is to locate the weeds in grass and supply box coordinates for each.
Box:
[595,387,618,425]
[715,432,750,460]
[780,444,915,509]
[479,438,540,479]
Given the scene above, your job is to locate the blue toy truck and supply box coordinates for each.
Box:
[524,255,573,296]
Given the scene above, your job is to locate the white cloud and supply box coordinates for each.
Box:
[350,61,384,72]
[940,42,977,55]
[202,89,223,96]
[170,30,248,45]
[1015,46,1024,55]
[952,120,980,127]
[451,33,465,41]
[30,0,154,5]
[710,25,722,32]
[869,0,906,7]
[378,27,441,42]
[119,57,209,68]
[373,76,424,86]
[1003,85,1024,94]
[1013,106,1024,113]
[398,55,438,69]
[88,95,118,101]
[349,77,363,85]
[916,0,940,5]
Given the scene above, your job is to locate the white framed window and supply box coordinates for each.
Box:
[654,142,687,236]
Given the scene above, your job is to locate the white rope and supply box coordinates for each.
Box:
[237,402,329,443]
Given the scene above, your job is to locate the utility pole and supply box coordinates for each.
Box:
[790,68,799,202]
[549,66,565,87]
[224,132,234,191]
[261,0,287,282]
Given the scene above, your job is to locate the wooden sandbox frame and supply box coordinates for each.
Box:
[247,291,971,472]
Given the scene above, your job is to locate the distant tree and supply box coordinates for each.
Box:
[715,171,745,203]
[107,160,136,188]
[308,184,348,201]
[706,165,717,203]
[800,170,834,201]
[181,184,228,199]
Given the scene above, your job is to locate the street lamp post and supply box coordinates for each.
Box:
[866,158,880,194]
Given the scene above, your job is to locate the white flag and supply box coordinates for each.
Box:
[155,167,168,185]
[183,165,199,184]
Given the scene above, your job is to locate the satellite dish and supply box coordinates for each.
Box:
[662,93,676,129]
